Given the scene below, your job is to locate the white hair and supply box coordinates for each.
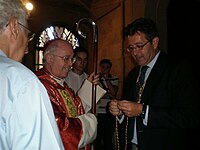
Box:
[0,0,27,33]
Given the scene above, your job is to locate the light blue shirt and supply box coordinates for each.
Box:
[0,50,64,150]
[132,50,160,144]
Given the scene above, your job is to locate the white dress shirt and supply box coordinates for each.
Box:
[0,50,64,150]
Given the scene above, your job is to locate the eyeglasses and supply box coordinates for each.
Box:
[127,39,152,52]
[76,57,88,63]
[18,22,35,42]
[51,54,76,63]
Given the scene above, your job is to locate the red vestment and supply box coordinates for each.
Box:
[35,68,90,150]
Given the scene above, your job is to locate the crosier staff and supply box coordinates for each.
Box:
[76,18,98,114]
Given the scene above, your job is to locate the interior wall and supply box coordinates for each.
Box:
[91,0,145,98]
[94,1,123,99]
[145,0,170,54]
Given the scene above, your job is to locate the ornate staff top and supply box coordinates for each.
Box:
[76,18,98,114]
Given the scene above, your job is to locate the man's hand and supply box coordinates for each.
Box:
[87,72,100,85]
[117,100,143,117]
[109,99,123,116]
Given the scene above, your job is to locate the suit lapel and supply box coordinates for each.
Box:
[142,51,168,104]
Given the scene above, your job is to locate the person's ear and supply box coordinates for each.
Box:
[45,54,54,64]
[152,36,159,49]
[8,17,19,40]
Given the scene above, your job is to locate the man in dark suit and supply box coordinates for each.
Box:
[109,17,200,150]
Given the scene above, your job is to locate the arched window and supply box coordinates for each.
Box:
[35,24,79,71]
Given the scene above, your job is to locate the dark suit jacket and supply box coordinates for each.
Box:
[120,50,200,150]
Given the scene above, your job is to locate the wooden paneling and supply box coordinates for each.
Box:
[91,0,121,20]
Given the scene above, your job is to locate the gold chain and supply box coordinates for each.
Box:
[125,117,128,150]
[115,116,129,150]
[115,116,120,150]
[115,82,145,150]
[137,82,144,103]
[115,67,147,150]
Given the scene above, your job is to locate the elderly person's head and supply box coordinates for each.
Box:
[43,39,76,79]
[0,0,30,62]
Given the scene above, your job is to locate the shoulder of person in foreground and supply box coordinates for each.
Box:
[0,59,64,149]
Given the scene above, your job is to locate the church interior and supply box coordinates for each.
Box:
[22,0,200,99]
